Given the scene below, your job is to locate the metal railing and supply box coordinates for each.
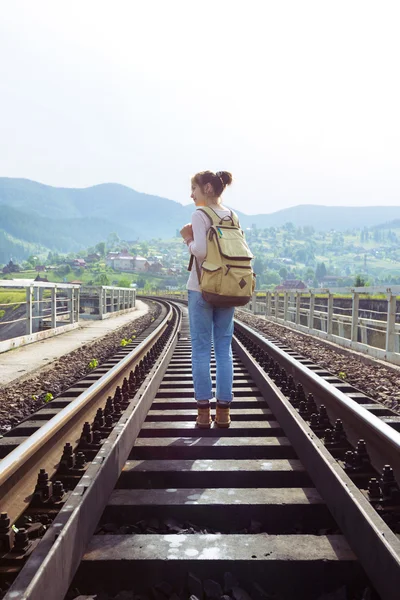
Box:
[0,280,80,336]
[244,286,400,365]
[79,286,136,319]
[0,282,136,352]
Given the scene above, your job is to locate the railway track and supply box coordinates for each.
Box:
[0,299,399,600]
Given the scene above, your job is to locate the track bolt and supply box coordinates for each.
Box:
[307,393,317,415]
[105,414,113,427]
[368,478,382,500]
[59,444,75,472]
[380,465,399,498]
[0,512,10,533]
[36,468,49,490]
[318,405,330,428]
[333,419,347,443]
[12,528,31,553]
[262,357,271,372]
[52,481,66,501]
[93,430,102,444]
[299,401,308,418]
[94,408,104,427]
[35,468,53,499]
[296,383,306,401]
[105,399,114,417]
[81,422,92,445]
[324,429,334,444]
[355,439,371,467]
[0,512,14,552]
[75,452,86,469]
[344,451,355,471]
[309,413,319,431]
[289,389,298,407]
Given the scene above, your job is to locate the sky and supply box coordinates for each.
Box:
[1,0,400,215]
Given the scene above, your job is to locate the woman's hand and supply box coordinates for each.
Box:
[180,223,193,240]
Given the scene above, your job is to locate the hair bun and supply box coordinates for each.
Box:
[216,171,233,187]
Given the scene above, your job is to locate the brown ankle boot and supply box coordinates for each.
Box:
[215,403,231,428]
[196,404,212,428]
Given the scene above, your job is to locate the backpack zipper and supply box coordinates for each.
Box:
[210,228,253,260]
[225,264,253,275]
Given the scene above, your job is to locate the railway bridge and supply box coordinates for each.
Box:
[0,288,399,600]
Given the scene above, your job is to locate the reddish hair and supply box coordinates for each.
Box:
[191,170,233,197]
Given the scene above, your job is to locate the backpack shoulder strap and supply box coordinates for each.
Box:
[229,209,240,228]
[197,207,219,226]
[198,206,240,227]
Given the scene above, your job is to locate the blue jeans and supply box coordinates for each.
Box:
[188,290,235,404]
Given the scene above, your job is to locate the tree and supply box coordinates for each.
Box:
[56,264,71,277]
[95,242,106,257]
[253,257,265,275]
[354,274,366,287]
[117,278,131,288]
[315,262,327,281]
[96,273,110,286]
[303,225,315,237]
[279,267,288,279]
[264,271,281,285]
[140,242,149,256]
[305,267,315,280]
[107,232,120,248]
[284,222,295,232]
[2,260,21,274]
[26,255,39,268]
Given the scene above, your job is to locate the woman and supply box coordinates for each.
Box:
[180,170,234,429]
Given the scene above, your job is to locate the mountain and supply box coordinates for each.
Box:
[245,204,400,231]
[0,179,185,248]
[0,205,135,253]
[0,229,45,264]
[1,178,400,255]
[374,219,400,230]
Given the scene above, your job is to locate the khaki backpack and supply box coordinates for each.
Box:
[188,206,256,307]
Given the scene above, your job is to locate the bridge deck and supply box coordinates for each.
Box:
[0,300,148,388]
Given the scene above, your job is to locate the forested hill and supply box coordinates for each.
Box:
[1,178,400,257]
[260,204,400,230]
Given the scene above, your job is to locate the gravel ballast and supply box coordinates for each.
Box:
[236,310,400,415]
[1,302,398,436]
[0,301,161,436]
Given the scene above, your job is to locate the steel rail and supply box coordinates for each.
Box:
[2,303,181,600]
[234,319,400,477]
[0,303,172,523]
[233,334,400,600]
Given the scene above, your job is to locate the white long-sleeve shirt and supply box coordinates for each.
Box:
[184,205,231,292]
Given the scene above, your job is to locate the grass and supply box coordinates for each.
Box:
[0,289,26,308]
[0,270,37,279]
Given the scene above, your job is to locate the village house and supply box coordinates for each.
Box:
[134,256,149,272]
[35,265,46,272]
[275,279,307,291]
[321,275,341,287]
[85,253,101,263]
[106,250,135,271]
[72,258,86,268]
[113,256,135,271]
[146,260,163,274]
[105,252,120,267]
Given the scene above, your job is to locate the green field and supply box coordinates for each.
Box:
[0,289,26,317]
